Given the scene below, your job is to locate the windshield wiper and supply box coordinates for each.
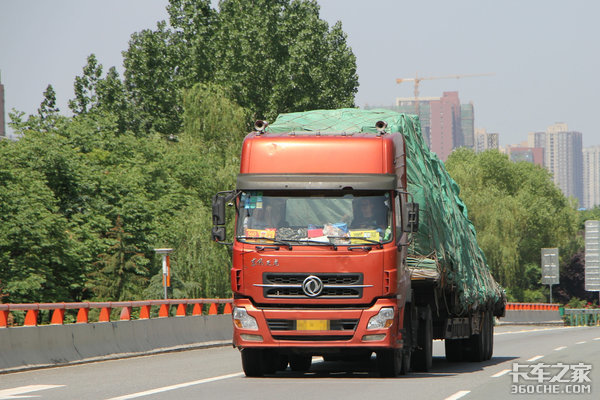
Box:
[236,236,292,250]
[280,238,338,250]
[327,235,384,249]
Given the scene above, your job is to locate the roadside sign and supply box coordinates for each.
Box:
[541,248,559,285]
[585,220,600,292]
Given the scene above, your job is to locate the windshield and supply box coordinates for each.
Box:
[236,191,393,246]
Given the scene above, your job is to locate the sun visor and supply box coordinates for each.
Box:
[236,174,397,190]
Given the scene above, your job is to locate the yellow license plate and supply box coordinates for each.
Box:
[296,319,330,331]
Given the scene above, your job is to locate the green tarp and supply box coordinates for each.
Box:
[268,108,504,311]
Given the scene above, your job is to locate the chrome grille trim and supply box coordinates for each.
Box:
[259,273,368,298]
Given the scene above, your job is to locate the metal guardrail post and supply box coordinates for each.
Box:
[562,308,600,326]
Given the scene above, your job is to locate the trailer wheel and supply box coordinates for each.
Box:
[241,349,264,377]
[445,339,463,362]
[412,306,433,372]
[289,355,312,372]
[484,311,494,360]
[466,317,485,362]
[377,348,403,377]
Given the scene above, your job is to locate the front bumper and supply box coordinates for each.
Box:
[232,298,402,350]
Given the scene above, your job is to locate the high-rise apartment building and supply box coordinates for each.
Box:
[0,71,5,138]
[528,131,546,148]
[474,128,499,153]
[543,123,583,207]
[394,97,434,146]
[583,146,600,209]
[388,91,474,159]
[461,102,474,149]
[429,91,462,161]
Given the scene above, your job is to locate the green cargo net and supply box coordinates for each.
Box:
[268,109,504,312]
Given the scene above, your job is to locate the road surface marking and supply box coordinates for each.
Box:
[527,355,544,362]
[0,385,65,399]
[105,372,243,400]
[444,390,470,400]
[491,369,510,377]
[495,326,577,335]
[576,341,587,344]
[554,346,567,351]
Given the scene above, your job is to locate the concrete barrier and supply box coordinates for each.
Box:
[497,309,563,325]
[0,315,232,373]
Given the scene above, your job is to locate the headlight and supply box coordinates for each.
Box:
[367,307,395,329]
[233,307,259,330]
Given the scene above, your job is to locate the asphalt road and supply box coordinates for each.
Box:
[1,325,600,400]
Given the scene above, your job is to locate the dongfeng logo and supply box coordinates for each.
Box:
[302,275,324,297]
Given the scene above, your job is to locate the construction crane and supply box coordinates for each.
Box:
[396,73,494,115]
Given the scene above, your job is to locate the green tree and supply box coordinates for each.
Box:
[38,84,60,119]
[120,0,358,136]
[446,149,578,301]
[88,216,150,300]
[0,155,80,303]
[213,0,357,119]
[149,82,248,298]
[69,54,103,115]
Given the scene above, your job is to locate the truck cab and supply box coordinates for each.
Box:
[213,124,420,377]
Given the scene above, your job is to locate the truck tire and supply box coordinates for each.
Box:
[412,306,433,372]
[466,318,485,362]
[401,348,411,375]
[484,311,494,360]
[241,349,265,377]
[289,355,312,372]
[377,348,403,377]
[445,339,463,362]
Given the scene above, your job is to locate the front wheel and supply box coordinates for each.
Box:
[377,348,403,377]
[412,305,433,372]
[241,349,264,377]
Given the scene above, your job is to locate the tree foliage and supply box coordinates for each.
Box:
[120,0,357,136]
[446,149,579,301]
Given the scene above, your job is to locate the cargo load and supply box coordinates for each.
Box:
[267,108,504,312]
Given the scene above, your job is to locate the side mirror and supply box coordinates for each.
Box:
[405,202,419,233]
[212,195,226,225]
[212,226,226,242]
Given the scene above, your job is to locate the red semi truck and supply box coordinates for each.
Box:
[212,111,505,377]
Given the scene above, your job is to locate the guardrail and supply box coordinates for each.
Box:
[563,308,600,326]
[505,302,561,311]
[0,298,233,328]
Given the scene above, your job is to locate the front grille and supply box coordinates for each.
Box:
[266,319,359,331]
[259,273,366,299]
[272,335,353,341]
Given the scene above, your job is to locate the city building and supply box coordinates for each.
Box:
[506,146,544,166]
[528,131,546,148]
[0,71,5,138]
[474,128,499,153]
[429,91,463,161]
[394,97,434,146]
[583,146,600,209]
[460,102,474,149]
[543,123,583,207]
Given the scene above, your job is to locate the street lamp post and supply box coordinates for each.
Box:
[154,248,173,300]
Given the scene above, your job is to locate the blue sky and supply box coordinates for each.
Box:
[1,0,598,146]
